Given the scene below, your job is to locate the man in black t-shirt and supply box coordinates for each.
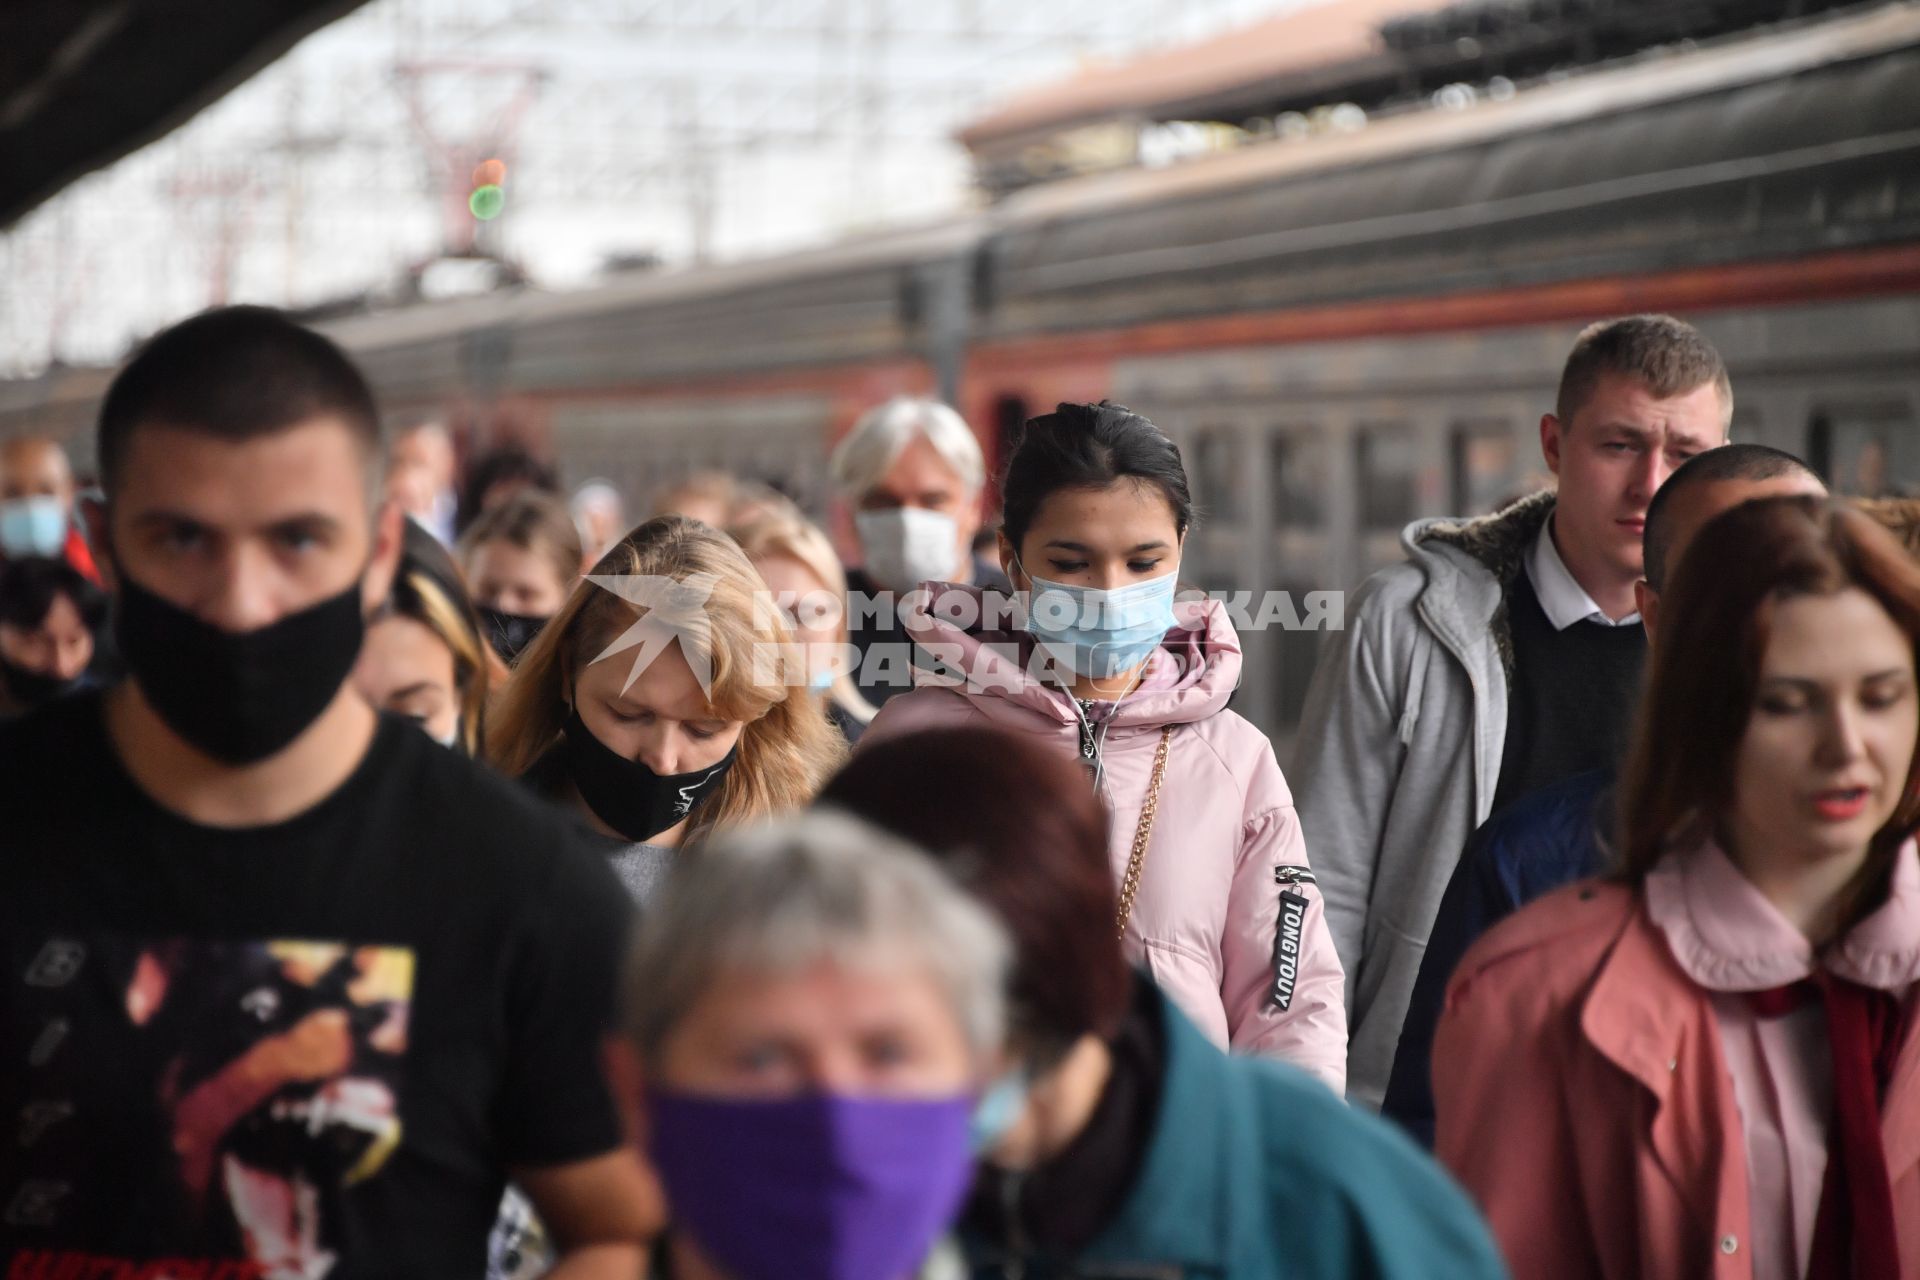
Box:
[0,307,652,1277]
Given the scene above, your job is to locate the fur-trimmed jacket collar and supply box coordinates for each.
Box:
[1403,489,1556,675]
[1412,489,1556,583]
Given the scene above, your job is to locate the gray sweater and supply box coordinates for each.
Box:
[605,841,674,905]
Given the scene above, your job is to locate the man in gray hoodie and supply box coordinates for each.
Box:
[1292,314,1732,1108]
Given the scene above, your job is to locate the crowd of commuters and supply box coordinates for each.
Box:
[0,300,1915,1280]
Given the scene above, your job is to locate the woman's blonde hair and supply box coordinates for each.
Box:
[487,515,847,840]
[730,508,877,726]
[384,518,492,755]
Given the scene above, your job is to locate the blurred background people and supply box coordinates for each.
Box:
[570,477,626,568]
[862,401,1346,1088]
[1435,497,1920,1278]
[648,469,799,530]
[831,397,1007,708]
[822,727,1507,1279]
[460,490,583,665]
[732,507,878,743]
[386,420,460,545]
[457,442,560,536]
[618,811,1009,1280]
[0,555,106,717]
[488,515,845,901]
[649,469,740,528]
[1,434,98,581]
[353,518,494,754]
[726,478,802,529]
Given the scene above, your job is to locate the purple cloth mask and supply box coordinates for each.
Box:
[648,1088,974,1280]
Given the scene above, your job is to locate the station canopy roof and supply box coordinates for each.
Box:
[0,0,370,229]
[958,0,1451,150]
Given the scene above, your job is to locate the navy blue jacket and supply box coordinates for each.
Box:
[1381,768,1613,1147]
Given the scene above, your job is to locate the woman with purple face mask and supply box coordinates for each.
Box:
[616,810,1011,1280]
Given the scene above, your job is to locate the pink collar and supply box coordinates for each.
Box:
[1645,838,1920,994]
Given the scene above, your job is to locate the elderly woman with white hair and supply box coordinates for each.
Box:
[618,810,1011,1280]
[832,397,1009,708]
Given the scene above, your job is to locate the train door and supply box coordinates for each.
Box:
[1182,417,1266,726]
[1265,423,1333,761]
[1449,411,1539,516]
[1807,393,1920,496]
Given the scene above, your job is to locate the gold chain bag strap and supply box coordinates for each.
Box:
[1115,725,1176,940]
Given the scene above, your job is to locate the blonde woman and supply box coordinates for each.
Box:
[488,516,847,902]
[731,508,878,743]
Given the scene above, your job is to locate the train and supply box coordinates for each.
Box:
[5,1,1918,745]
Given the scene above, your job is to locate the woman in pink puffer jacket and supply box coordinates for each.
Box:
[856,402,1348,1091]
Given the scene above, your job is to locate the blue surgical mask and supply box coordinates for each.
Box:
[1018,562,1179,679]
[969,1069,1030,1153]
[0,497,67,559]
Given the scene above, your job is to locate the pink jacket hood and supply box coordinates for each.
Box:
[858,582,1349,1091]
[897,581,1241,730]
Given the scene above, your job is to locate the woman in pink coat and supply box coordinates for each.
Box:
[1434,496,1920,1280]
[857,401,1347,1091]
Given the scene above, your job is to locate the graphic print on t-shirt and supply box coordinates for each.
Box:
[4,935,413,1278]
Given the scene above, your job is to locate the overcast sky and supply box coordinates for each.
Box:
[0,0,1308,376]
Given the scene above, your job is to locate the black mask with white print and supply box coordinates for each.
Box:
[561,705,737,844]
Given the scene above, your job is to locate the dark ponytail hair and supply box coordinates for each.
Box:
[999,402,1193,553]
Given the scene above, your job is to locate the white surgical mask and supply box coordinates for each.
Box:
[855,507,961,596]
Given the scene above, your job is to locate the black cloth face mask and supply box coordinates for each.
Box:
[562,705,736,844]
[480,606,549,665]
[115,572,367,765]
[0,656,84,709]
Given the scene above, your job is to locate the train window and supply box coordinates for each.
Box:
[1356,423,1418,530]
[1269,429,1327,531]
[1270,606,1325,741]
[1450,420,1520,516]
[1190,427,1242,523]
[1807,399,1918,496]
[991,394,1029,508]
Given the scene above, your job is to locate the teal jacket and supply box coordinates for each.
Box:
[965,987,1508,1279]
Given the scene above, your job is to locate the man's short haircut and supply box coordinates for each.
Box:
[96,305,381,495]
[1643,444,1820,591]
[1555,314,1732,431]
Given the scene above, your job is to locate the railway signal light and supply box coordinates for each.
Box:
[469,159,508,221]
